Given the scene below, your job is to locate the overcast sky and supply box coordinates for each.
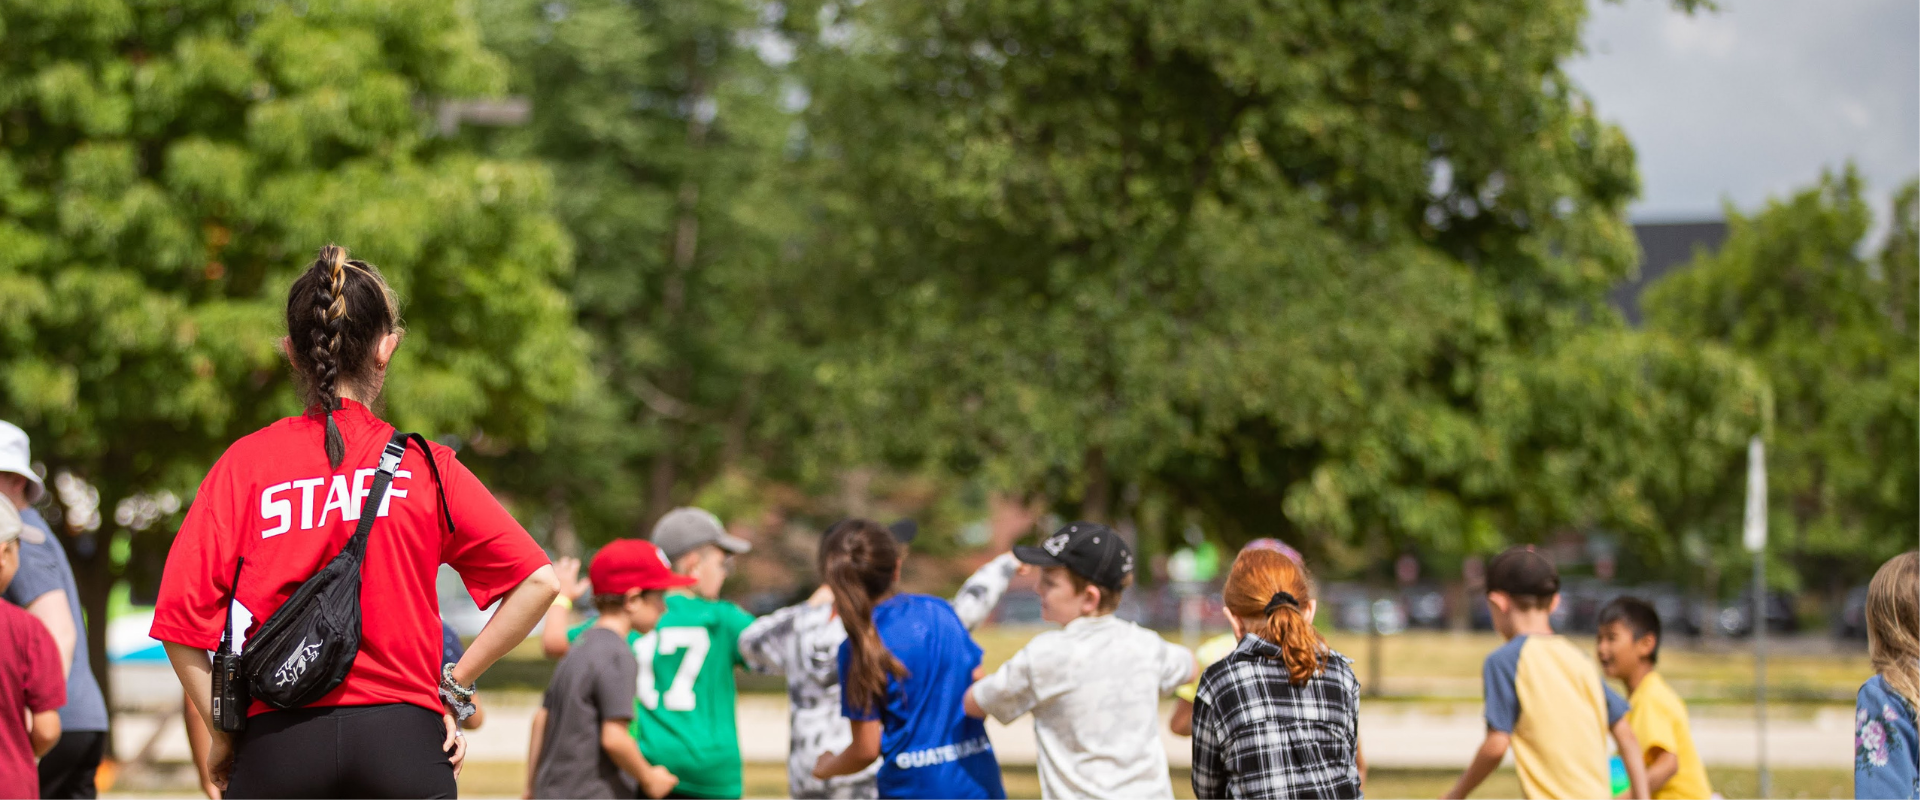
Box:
[1566,0,1918,227]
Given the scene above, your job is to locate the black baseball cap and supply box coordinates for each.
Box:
[1486,545,1560,598]
[888,519,919,545]
[1013,521,1134,591]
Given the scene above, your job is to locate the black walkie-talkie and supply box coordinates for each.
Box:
[212,556,249,733]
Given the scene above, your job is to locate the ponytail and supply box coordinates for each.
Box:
[315,245,349,467]
[819,519,908,713]
[285,244,401,470]
[1224,548,1326,685]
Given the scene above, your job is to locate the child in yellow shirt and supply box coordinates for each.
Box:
[1596,597,1713,800]
[1443,547,1648,800]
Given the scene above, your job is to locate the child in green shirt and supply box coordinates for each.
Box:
[545,508,758,799]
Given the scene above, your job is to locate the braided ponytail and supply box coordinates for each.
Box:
[286,244,401,470]
[1223,548,1327,685]
[314,245,350,467]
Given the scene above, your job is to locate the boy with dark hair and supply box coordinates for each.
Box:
[528,540,692,800]
[963,522,1196,799]
[1597,597,1712,799]
[1444,546,1650,800]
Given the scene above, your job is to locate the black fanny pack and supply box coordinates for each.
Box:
[214,430,448,729]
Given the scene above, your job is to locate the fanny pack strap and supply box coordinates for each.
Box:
[216,556,245,656]
[342,432,411,560]
[396,432,456,536]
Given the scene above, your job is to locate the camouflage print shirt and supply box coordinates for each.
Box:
[739,553,1020,799]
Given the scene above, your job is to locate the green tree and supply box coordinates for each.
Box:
[788,0,1764,572]
[0,0,585,717]
[473,0,815,546]
[1646,169,1919,591]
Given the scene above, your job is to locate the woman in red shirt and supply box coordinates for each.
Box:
[151,245,559,798]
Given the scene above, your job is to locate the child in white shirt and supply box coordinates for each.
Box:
[963,522,1196,799]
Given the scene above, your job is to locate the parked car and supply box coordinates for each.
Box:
[1716,590,1799,637]
[1640,586,1707,639]
[1835,586,1870,640]
[1465,582,1706,637]
[1324,584,1407,634]
[1589,585,1706,639]
[1551,581,1625,633]
[1401,585,1450,630]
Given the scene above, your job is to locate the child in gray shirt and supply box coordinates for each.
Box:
[530,540,691,799]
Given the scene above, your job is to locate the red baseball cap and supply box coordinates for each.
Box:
[589,539,698,595]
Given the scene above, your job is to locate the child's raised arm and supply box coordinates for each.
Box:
[739,593,824,675]
[539,557,585,660]
[951,553,1021,630]
[1610,717,1650,800]
[1441,728,1509,799]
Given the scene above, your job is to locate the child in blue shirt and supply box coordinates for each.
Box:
[1855,551,1919,800]
[810,519,1005,799]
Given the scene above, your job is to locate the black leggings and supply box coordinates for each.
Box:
[226,704,456,799]
[38,730,105,799]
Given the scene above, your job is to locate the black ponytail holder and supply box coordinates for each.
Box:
[1263,591,1300,615]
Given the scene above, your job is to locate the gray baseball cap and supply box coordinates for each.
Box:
[649,507,751,561]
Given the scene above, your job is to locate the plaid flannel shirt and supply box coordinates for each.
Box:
[1190,635,1362,799]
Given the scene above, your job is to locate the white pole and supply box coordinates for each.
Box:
[1743,436,1769,799]
[1753,549,1768,799]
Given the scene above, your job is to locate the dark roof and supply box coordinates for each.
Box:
[1611,220,1728,326]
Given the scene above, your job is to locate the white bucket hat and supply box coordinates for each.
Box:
[0,421,48,505]
[0,499,20,546]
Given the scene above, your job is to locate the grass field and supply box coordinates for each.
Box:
[449,761,1853,799]
[488,626,1870,704]
[973,628,1870,704]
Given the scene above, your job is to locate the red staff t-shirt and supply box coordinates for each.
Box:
[0,601,64,799]
[151,399,550,716]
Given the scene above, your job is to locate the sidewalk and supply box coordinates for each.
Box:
[112,692,1853,771]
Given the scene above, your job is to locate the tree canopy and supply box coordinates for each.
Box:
[1646,169,1919,589]
[469,0,818,549]
[784,0,1767,573]
[0,0,1886,632]
[0,0,585,696]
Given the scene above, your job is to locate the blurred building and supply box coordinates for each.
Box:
[1610,220,1729,325]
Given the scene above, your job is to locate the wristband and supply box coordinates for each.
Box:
[440,663,478,723]
[552,595,573,611]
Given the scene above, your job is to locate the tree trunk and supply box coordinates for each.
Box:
[644,434,677,535]
[1079,447,1111,523]
[720,375,758,471]
[641,63,711,535]
[839,468,874,519]
[65,526,117,759]
[547,487,579,559]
